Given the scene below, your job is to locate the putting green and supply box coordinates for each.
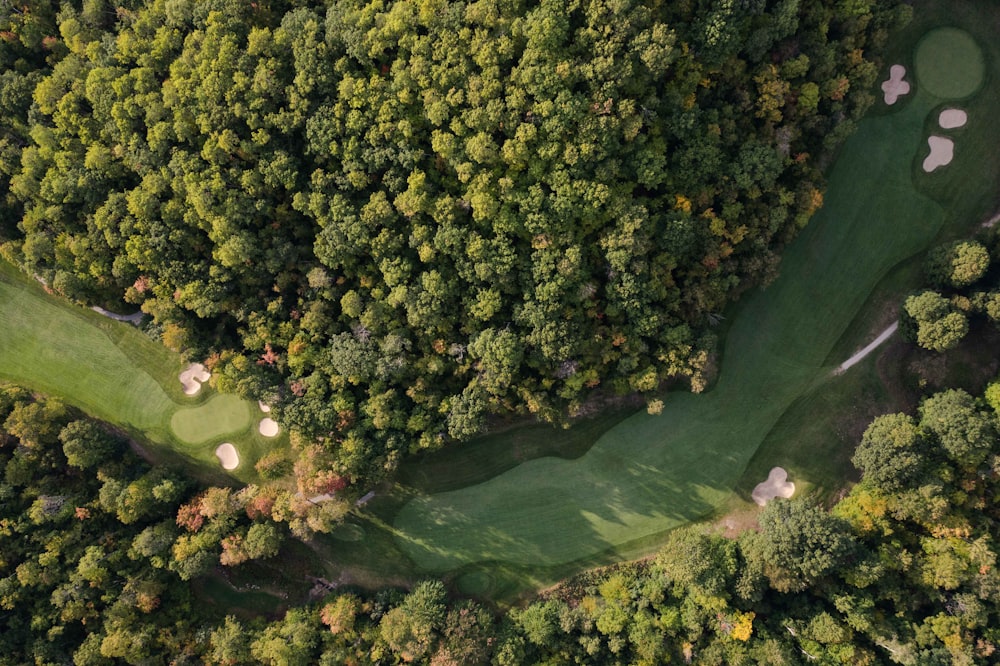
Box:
[170,394,254,445]
[915,27,985,99]
[393,27,992,572]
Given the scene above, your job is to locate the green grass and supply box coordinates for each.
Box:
[0,260,285,480]
[170,394,254,444]
[914,27,985,99]
[742,0,1000,506]
[391,19,998,574]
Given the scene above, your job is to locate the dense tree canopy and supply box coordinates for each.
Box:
[0,0,907,484]
[901,228,1000,353]
[7,377,1000,664]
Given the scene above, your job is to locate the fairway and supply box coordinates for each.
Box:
[394,25,994,571]
[0,262,274,477]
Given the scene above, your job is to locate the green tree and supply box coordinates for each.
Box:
[925,240,990,289]
[744,499,855,592]
[244,522,283,561]
[919,389,995,469]
[250,608,320,666]
[379,580,447,661]
[903,290,968,352]
[852,413,928,491]
[207,616,254,666]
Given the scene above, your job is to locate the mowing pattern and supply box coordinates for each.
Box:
[394,29,990,572]
[0,279,174,432]
[915,27,985,99]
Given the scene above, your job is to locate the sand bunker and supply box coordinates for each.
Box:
[178,363,211,396]
[938,108,968,129]
[259,418,280,437]
[881,64,910,105]
[922,135,954,172]
[215,443,239,470]
[751,467,795,506]
[258,400,271,413]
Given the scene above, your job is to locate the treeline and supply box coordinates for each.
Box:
[7,377,1000,664]
[901,224,1000,352]
[0,0,908,483]
[0,385,309,663]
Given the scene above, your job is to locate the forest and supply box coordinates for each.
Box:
[0,0,909,484]
[13,0,1000,663]
[4,368,1000,664]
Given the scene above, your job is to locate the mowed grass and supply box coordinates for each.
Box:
[742,0,1000,505]
[171,394,254,444]
[393,23,994,572]
[0,260,282,480]
[914,27,985,99]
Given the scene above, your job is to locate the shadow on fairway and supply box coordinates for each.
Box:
[393,25,994,573]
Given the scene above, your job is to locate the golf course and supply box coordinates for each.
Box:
[390,14,999,574]
[0,261,284,479]
[0,0,999,603]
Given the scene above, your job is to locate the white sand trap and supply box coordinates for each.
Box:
[258,400,271,413]
[881,64,910,105]
[938,108,968,129]
[259,418,280,437]
[751,467,795,506]
[178,363,211,395]
[215,443,239,470]
[922,135,954,172]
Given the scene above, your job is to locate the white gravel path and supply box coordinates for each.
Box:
[91,306,145,325]
[835,321,898,374]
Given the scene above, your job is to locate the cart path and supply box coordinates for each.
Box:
[835,321,899,374]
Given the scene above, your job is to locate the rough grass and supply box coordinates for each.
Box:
[391,18,998,574]
[0,260,284,480]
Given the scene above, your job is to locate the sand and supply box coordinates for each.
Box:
[215,443,239,470]
[751,467,795,506]
[922,135,955,172]
[258,400,271,413]
[178,363,211,396]
[259,417,280,437]
[881,64,910,105]
[938,108,968,129]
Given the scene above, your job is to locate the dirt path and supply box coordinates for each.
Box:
[835,321,899,374]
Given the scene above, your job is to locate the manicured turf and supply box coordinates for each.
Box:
[0,261,281,479]
[915,27,985,99]
[393,25,993,572]
[170,394,254,444]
